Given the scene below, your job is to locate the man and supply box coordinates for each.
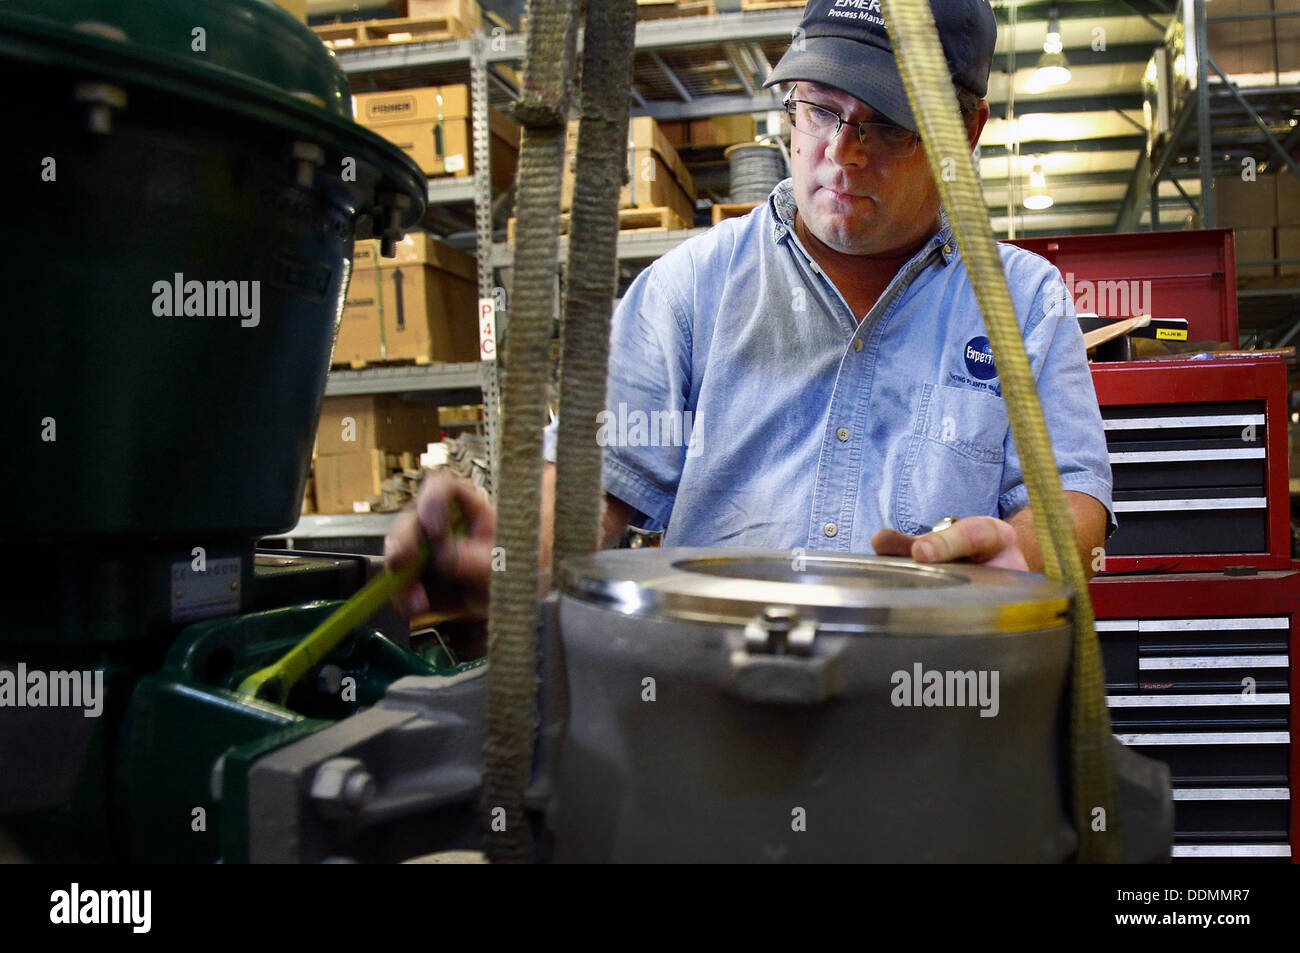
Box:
[385,0,1113,618]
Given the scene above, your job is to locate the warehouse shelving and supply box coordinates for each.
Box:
[325,360,485,399]
[317,0,1300,495]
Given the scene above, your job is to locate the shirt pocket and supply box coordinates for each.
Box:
[893,383,1008,536]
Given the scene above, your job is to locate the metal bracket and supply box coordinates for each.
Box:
[729,607,835,705]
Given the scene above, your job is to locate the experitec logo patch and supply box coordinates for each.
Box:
[963,336,997,380]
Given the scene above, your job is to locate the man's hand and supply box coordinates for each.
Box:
[384,472,497,619]
[871,516,1029,571]
[870,493,1109,577]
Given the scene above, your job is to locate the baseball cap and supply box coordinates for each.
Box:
[764,0,998,133]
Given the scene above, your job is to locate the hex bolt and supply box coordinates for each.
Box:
[746,606,799,654]
[292,141,325,189]
[761,606,797,632]
[375,193,413,258]
[342,772,375,808]
[310,757,376,820]
[73,82,127,135]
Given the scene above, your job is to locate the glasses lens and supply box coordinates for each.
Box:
[795,101,840,137]
[860,122,919,158]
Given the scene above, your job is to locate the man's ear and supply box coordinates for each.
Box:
[967,99,990,151]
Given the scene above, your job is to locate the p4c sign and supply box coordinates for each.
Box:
[478,298,496,360]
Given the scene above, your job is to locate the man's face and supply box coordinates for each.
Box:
[788,82,942,256]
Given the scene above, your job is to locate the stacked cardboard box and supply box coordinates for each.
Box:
[1206,0,1285,80]
[352,85,519,192]
[659,114,758,149]
[271,0,307,21]
[314,396,439,513]
[562,117,697,228]
[1215,173,1287,278]
[438,404,484,424]
[334,232,480,366]
[407,0,481,29]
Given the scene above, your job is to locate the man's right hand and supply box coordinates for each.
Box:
[384,472,497,619]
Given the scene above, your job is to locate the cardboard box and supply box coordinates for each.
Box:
[335,235,480,365]
[407,0,482,30]
[1214,173,1277,229]
[694,114,759,146]
[1234,226,1277,277]
[1279,226,1300,277]
[271,0,307,21]
[317,396,440,455]
[1280,0,1300,82]
[658,115,759,148]
[352,85,520,191]
[438,404,484,424]
[1277,169,1300,226]
[561,116,696,223]
[314,451,385,514]
[1206,0,1276,78]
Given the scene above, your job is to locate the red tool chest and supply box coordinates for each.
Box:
[1009,228,1239,346]
[1090,569,1299,862]
[1091,355,1291,573]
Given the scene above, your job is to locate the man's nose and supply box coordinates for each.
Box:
[824,123,869,166]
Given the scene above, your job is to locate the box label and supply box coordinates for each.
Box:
[1156,328,1188,340]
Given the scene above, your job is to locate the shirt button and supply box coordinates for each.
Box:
[853,339,864,352]
[943,243,953,256]
[836,427,850,442]
[824,522,838,538]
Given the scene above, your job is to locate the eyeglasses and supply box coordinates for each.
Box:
[782,89,920,159]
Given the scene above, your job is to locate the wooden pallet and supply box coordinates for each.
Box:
[312,15,473,50]
[507,206,689,243]
[331,355,435,370]
[711,202,759,225]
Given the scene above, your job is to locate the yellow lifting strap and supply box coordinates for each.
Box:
[880,0,1122,863]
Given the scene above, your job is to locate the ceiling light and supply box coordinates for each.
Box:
[1029,5,1071,93]
[1024,160,1054,210]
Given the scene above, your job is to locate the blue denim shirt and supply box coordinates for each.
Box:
[551,177,1114,552]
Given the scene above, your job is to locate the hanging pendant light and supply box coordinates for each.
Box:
[1023,159,1054,210]
[1028,5,1071,94]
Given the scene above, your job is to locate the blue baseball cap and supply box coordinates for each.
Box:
[764,0,998,133]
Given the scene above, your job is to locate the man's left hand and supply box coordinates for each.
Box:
[871,516,1029,572]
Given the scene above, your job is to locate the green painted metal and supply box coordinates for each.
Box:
[0,0,352,118]
[238,542,430,703]
[113,600,475,863]
[0,0,424,542]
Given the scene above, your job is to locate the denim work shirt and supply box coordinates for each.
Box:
[556,177,1114,552]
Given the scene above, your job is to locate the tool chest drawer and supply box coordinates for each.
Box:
[1090,571,1299,862]
[1091,357,1290,573]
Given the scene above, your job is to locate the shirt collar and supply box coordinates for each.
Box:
[767,178,958,266]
